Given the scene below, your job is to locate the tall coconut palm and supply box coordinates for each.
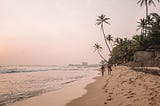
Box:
[93,43,107,62]
[137,0,160,19]
[96,14,111,54]
[106,34,114,48]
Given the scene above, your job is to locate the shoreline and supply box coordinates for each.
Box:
[66,69,111,106]
[10,73,98,106]
[67,76,108,106]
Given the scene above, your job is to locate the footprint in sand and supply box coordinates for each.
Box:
[138,83,142,86]
[106,98,112,101]
[121,80,127,84]
[149,102,156,105]
[108,95,112,97]
[130,93,136,95]
[105,89,108,93]
[123,92,135,99]
[109,92,113,94]
[127,95,134,98]
[118,103,123,106]
[123,94,128,96]
[127,91,132,93]
[121,88,124,91]
[125,104,132,106]
[133,99,140,102]
[149,92,154,96]
[104,102,107,104]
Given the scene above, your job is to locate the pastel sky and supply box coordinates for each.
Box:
[0,0,159,65]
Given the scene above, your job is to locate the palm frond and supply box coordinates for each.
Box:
[137,0,145,6]
[149,0,156,6]
[104,20,110,25]
[136,27,141,31]
[96,21,102,26]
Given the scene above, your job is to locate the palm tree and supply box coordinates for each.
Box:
[146,15,154,25]
[114,38,124,46]
[96,14,111,54]
[93,43,108,62]
[137,18,147,35]
[137,0,160,19]
[106,34,114,48]
[132,35,149,50]
[150,13,160,32]
[110,38,135,63]
[148,13,160,45]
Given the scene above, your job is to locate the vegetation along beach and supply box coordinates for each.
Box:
[0,0,160,106]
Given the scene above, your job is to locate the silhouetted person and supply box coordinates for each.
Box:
[101,65,105,77]
[107,64,112,75]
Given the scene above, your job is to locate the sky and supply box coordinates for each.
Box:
[0,0,159,65]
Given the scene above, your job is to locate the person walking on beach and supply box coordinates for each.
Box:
[107,64,112,75]
[101,64,105,77]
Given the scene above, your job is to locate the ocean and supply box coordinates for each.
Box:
[0,65,98,106]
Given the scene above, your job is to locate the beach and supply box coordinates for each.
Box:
[8,66,160,106]
[67,66,160,106]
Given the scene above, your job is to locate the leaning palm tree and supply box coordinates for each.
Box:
[106,34,114,49]
[137,0,160,19]
[96,14,111,54]
[93,43,107,62]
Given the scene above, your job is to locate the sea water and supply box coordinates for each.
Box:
[0,65,98,106]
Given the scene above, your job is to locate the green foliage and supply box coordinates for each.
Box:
[132,35,150,50]
[108,13,160,64]
[94,11,160,65]
[108,38,135,64]
[147,13,160,45]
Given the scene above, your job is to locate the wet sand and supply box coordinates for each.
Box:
[67,66,160,106]
[10,75,97,106]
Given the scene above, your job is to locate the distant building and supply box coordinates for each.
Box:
[88,64,99,67]
[82,62,88,66]
[68,62,88,67]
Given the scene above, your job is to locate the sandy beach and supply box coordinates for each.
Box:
[67,66,160,106]
[10,66,160,106]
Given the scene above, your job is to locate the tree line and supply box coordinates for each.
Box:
[94,0,160,64]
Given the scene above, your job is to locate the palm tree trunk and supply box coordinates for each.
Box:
[98,50,108,62]
[145,0,148,36]
[141,29,143,35]
[101,24,112,54]
[145,0,148,20]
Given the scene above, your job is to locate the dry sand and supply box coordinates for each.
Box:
[67,66,160,106]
